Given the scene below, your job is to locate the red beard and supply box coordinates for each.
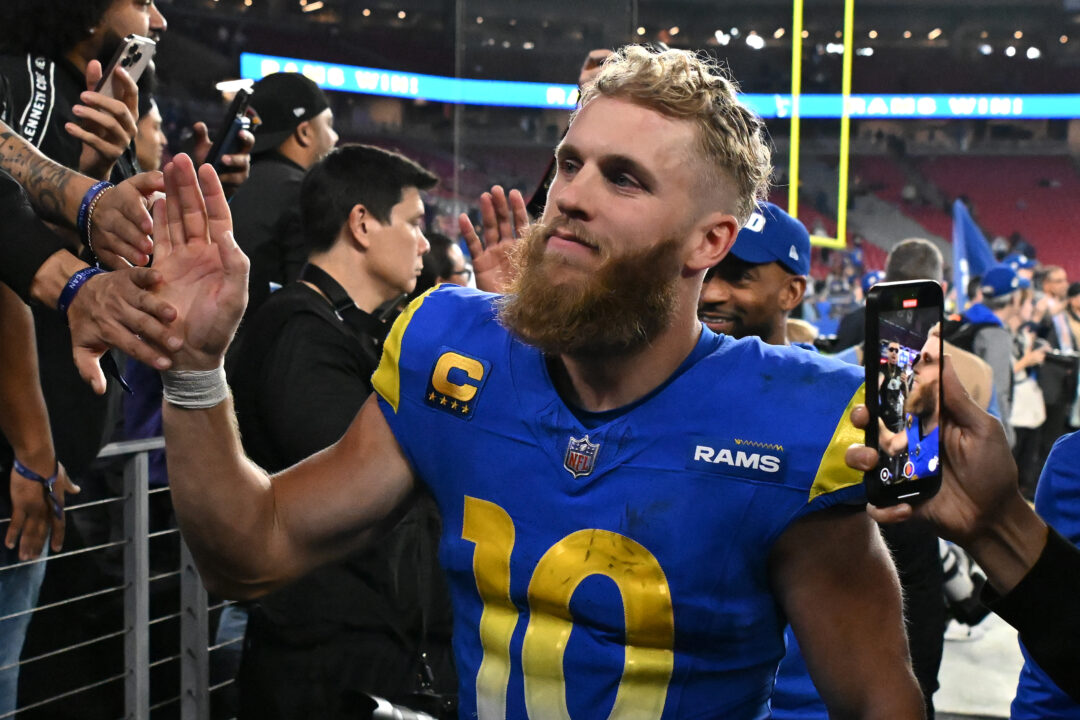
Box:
[497,218,684,358]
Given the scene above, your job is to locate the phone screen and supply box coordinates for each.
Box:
[865,281,943,506]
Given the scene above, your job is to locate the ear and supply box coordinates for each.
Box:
[685,211,740,273]
[294,120,312,148]
[778,274,808,312]
[347,204,371,249]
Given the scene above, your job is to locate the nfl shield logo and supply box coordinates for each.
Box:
[564,435,600,478]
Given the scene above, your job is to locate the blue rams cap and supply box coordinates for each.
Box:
[729,202,811,276]
[981,264,1031,299]
[1003,253,1037,271]
[861,270,885,295]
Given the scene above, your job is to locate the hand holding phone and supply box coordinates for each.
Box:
[864,280,944,506]
[95,34,156,100]
[205,88,252,173]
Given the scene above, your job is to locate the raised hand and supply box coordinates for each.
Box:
[67,60,139,181]
[458,185,529,294]
[90,171,165,268]
[151,154,249,370]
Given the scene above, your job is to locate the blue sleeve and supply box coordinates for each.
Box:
[372,285,497,470]
[986,383,1001,419]
[1034,431,1080,545]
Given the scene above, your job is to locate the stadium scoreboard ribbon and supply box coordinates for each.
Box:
[239,54,1080,119]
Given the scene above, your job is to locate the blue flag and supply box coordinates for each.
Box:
[952,199,996,312]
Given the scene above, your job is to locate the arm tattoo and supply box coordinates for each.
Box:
[0,127,77,226]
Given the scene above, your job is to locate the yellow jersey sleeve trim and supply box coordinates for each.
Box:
[808,383,866,502]
[372,288,437,414]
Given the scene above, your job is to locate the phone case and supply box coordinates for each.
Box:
[207,89,253,170]
[96,34,157,100]
[864,280,945,506]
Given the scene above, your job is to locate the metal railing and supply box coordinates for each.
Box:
[2,438,435,720]
[0,438,228,720]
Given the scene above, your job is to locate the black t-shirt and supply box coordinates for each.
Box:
[228,154,308,322]
[228,281,453,664]
[230,282,381,471]
[881,362,908,432]
[0,54,138,182]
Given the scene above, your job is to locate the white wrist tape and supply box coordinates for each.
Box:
[161,366,229,409]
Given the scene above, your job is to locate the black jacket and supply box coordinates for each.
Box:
[228,153,308,321]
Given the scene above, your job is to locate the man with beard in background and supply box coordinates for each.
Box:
[155,47,924,718]
[0,0,167,182]
[879,331,941,480]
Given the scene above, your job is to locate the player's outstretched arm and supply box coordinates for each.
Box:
[157,155,416,598]
[771,507,926,719]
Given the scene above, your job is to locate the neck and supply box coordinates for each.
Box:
[65,45,93,74]
[552,306,701,412]
[306,251,389,315]
[920,408,938,434]
[278,140,312,170]
[768,317,791,346]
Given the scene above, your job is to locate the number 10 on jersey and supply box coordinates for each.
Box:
[463,496,676,719]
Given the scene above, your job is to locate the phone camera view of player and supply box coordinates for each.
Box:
[877,322,942,486]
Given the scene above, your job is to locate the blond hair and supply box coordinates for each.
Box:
[577,45,771,224]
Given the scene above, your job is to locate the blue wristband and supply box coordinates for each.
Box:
[76,180,112,247]
[57,267,106,322]
[12,459,62,520]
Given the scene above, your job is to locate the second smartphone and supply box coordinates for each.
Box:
[863,279,944,506]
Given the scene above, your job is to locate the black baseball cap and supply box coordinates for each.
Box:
[250,72,330,154]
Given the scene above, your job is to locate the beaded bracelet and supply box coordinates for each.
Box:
[12,459,62,520]
[84,185,116,261]
[76,181,113,247]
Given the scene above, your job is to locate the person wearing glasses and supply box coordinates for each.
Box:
[414,232,473,297]
[880,341,910,435]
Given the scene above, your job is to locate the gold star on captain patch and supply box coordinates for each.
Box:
[450,400,459,409]
[428,392,436,402]
[461,404,469,413]
[440,396,448,406]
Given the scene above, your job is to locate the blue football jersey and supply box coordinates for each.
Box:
[373,287,866,719]
[1012,431,1080,720]
[906,413,940,480]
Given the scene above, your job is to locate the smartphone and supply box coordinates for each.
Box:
[864,280,944,506]
[95,34,156,100]
[205,88,252,172]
